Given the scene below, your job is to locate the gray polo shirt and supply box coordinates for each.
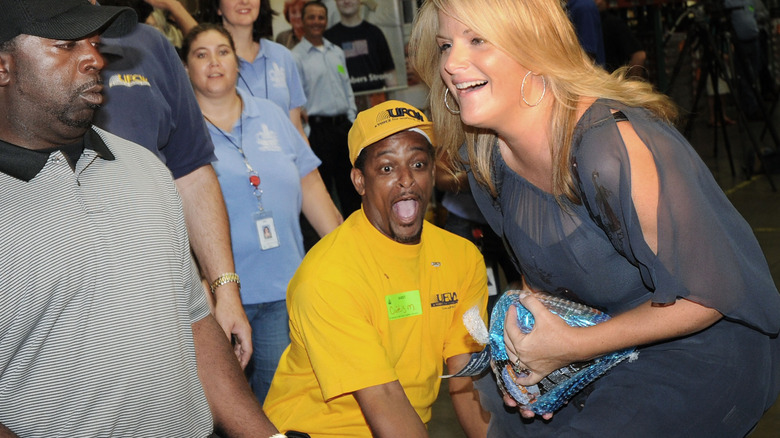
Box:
[0,127,212,437]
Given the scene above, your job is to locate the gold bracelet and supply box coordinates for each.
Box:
[210,272,240,294]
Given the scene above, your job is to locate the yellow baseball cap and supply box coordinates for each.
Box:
[348,100,435,166]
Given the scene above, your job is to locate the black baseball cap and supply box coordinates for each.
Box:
[0,0,137,45]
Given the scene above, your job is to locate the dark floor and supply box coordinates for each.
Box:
[429,99,780,437]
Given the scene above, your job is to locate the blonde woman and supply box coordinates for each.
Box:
[410,0,780,436]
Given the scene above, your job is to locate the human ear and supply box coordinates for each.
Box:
[350,167,366,196]
[0,53,13,87]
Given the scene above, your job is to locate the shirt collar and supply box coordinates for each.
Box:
[256,38,270,60]
[300,36,334,53]
[0,128,115,182]
[237,88,261,118]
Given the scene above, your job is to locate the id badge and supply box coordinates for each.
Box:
[253,210,280,250]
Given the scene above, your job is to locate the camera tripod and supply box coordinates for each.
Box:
[664,5,776,190]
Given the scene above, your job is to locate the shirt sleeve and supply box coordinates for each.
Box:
[337,49,358,121]
[164,164,210,323]
[572,108,780,335]
[374,26,395,72]
[290,276,398,401]
[292,128,321,178]
[155,30,217,179]
[291,50,310,107]
[282,47,307,110]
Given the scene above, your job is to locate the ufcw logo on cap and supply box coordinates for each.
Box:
[376,107,425,125]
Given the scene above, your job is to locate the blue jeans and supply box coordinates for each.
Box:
[243,300,290,404]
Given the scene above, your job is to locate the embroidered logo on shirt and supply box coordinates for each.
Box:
[255,124,282,151]
[107,74,151,88]
[431,292,458,308]
[431,262,441,267]
[268,62,287,89]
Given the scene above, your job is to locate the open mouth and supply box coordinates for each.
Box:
[392,197,420,224]
[455,80,487,92]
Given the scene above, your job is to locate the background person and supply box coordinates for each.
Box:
[565,0,605,66]
[594,0,646,78]
[183,22,342,403]
[264,100,490,437]
[410,0,780,436]
[199,0,309,141]
[324,0,396,94]
[292,0,361,217]
[275,0,307,49]
[94,0,252,367]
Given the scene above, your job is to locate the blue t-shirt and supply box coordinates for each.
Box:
[208,90,321,304]
[96,24,216,179]
[237,38,307,114]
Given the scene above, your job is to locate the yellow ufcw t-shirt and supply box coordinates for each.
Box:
[264,208,488,437]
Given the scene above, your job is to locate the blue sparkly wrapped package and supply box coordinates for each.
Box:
[452,290,637,415]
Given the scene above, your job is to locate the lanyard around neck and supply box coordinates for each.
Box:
[238,56,269,100]
[204,110,266,211]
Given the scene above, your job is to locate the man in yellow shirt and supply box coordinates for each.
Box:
[264,100,490,437]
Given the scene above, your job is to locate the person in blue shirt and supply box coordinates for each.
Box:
[292,0,362,217]
[94,0,252,367]
[195,0,309,141]
[184,22,342,403]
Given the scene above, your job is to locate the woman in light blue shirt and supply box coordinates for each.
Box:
[184,23,342,403]
[200,0,309,141]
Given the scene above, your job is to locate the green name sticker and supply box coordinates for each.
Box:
[386,290,423,321]
[337,64,346,75]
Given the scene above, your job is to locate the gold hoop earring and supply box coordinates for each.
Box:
[444,88,460,114]
[521,71,546,107]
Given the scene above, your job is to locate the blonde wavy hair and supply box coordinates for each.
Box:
[409,0,677,202]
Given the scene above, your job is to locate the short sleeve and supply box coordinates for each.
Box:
[291,278,397,401]
[288,122,320,178]
[281,45,307,110]
[573,106,780,334]
[154,30,216,179]
[373,27,395,72]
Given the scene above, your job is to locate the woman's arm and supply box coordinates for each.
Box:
[301,169,343,237]
[505,294,722,382]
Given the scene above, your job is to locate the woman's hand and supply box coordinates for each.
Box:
[503,294,580,382]
[501,293,581,419]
